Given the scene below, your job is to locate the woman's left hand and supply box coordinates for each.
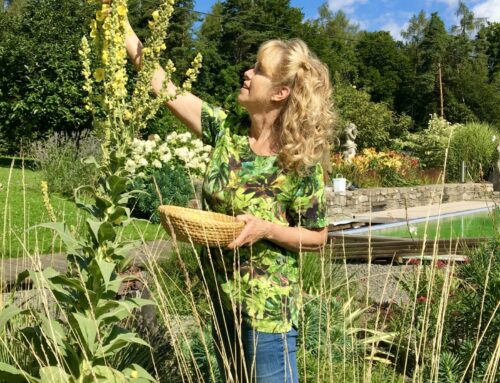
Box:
[227,214,272,249]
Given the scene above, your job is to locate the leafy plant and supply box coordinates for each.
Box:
[128,163,193,223]
[0,0,202,380]
[331,148,424,187]
[29,130,101,196]
[447,122,497,182]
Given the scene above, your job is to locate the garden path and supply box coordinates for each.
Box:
[0,240,172,291]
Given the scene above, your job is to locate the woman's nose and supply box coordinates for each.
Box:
[244,68,254,80]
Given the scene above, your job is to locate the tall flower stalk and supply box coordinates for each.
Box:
[0,1,202,381]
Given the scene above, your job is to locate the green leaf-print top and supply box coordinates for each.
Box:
[200,102,327,333]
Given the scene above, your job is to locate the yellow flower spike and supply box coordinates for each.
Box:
[152,10,160,21]
[94,68,105,82]
[40,181,57,223]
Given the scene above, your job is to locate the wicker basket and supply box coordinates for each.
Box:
[158,205,245,247]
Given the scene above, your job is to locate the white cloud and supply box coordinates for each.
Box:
[431,0,460,7]
[473,0,500,22]
[380,19,409,41]
[328,0,368,14]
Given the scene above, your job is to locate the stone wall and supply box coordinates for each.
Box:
[326,183,494,219]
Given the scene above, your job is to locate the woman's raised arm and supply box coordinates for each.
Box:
[123,16,203,136]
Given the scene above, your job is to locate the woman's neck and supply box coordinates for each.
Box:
[249,109,281,155]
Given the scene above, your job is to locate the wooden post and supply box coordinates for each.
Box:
[438,62,444,118]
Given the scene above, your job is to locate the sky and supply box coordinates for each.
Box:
[193,0,500,40]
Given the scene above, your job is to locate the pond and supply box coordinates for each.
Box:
[347,209,497,240]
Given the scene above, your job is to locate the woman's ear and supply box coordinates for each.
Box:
[271,86,291,102]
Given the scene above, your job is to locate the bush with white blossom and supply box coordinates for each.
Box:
[125,131,212,178]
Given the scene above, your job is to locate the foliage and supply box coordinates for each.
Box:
[390,238,500,382]
[354,31,411,108]
[334,83,412,151]
[0,0,201,381]
[29,131,101,196]
[129,163,193,223]
[447,122,497,182]
[194,0,304,102]
[301,6,359,83]
[0,0,94,154]
[331,148,423,188]
[396,114,455,170]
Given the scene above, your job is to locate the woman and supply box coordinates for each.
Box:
[118,7,334,382]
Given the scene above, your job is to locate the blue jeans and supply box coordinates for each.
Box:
[212,308,298,383]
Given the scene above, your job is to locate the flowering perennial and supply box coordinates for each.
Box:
[331,148,422,187]
[125,132,211,178]
[79,0,202,163]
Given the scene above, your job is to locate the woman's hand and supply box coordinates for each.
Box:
[227,214,272,249]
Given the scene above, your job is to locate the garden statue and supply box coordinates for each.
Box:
[343,122,358,163]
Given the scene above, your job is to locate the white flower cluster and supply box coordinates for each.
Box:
[125,132,211,178]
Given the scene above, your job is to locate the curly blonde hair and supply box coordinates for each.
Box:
[257,39,335,175]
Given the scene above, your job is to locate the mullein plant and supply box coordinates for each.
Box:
[0,0,201,381]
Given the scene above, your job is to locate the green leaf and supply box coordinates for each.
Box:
[39,315,67,349]
[96,259,116,290]
[32,222,80,251]
[86,219,116,245]
[107,175,128,197]
[49,275,86,293]
[40,366,70,383]
[71,312,98,354]
[122,364,157,382]
[0,362,38,383]
[0,304,25,330]
[84,365,127,383]
[99,330,150,358]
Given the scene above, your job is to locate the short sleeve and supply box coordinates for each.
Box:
[201,101,228,147]
[286,165,328,229]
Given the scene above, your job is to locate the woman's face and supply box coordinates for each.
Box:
[237,62,275,112]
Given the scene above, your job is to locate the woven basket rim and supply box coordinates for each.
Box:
[158,205,245,229]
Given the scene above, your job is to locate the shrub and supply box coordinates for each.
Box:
[128,164,194,223]
[395,114,455,170]
[125,132,211,179]
[29,130,101,196]
[334,83,412,151]
[447,122,497,182]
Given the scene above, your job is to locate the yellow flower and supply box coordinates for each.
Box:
[102,51,109,64]
[95,10,105,22]
[123,109,132,121]
[152,10,160,21]
[117,4,127,16]
[130,370,139,379]
[94,68,105,82]
[90,20,98,39]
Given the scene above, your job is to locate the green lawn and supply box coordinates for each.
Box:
[0,166,166,258]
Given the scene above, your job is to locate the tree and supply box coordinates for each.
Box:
[196,0,304,104]
[0,0,94,154]
[452,0,486,37]
[301,4,359,83]
[354,31,410,108]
